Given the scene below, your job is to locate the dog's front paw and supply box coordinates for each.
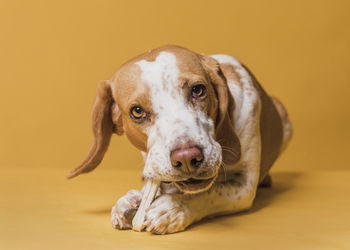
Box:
[111,189,142,229]
[144,194,193,234]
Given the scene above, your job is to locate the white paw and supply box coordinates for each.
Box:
[144,194,193,234]
[111,189,142,229]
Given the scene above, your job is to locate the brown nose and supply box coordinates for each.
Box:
[170,146,204,174]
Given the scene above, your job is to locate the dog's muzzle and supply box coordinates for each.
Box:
[173,175,218,193]
[167,142,220,193]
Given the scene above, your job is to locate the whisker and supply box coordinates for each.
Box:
[221,148,239,158]
[220,145,235,151]
[216,138,225,144]
[221,146,238,154]
[221,162,227,182]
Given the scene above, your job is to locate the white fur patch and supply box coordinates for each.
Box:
[281,113,293,152]
[135,52,221,182]
[210,54,262,204]
[111,50,291,234]
[210,54,259,136]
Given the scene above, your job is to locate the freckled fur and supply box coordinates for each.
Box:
[69,45,292,234]
[135,51,222,182]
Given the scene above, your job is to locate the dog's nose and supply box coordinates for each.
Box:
[170,145,203,174]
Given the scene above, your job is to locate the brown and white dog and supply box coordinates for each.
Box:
[68,45,292,234]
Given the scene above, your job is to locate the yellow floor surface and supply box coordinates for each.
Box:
[1,166,349,250]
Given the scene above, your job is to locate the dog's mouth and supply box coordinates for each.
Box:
[173,175,217,194]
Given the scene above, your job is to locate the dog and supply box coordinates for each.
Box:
[68,45,292,234]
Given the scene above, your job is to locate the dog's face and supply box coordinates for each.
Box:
[114,48,222,192]
[68,46,241,194]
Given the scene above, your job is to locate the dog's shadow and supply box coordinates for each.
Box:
[82,172,301,230]
[251,171,300,212]
[82,207,111,215]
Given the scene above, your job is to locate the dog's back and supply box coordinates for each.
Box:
[211,54,292,182]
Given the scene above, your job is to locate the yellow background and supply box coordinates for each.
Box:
[1,0,349,249]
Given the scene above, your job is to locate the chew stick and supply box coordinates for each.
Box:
[132,179,160,231]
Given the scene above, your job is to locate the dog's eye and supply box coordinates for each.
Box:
[191,84,206,98]
[130,106,146,121]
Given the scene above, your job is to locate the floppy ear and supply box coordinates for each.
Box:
[67,80,123,179]
[200,54,241,165]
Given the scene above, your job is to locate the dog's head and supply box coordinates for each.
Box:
[68,45,241,193]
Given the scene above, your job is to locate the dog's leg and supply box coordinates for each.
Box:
[145,155,261,234]
[145,116,261,234]
[144,97,262,234]
[111,151,149,229]
[111,189,143,229]
[144,168,259,234]
[259,173,272,188]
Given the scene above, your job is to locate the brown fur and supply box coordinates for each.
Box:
[67,80,115,179]
[68,46,229,178]
[242,65,284,182]
[199,54,241,165]
[68,45,287,181]
[112,64,151,152]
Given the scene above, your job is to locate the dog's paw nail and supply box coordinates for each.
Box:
[146,223,154,232]
[144,219,150,227]
[112,222,120,229]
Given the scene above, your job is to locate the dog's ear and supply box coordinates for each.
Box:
[67,80,123,179]
[200,54,241,165]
